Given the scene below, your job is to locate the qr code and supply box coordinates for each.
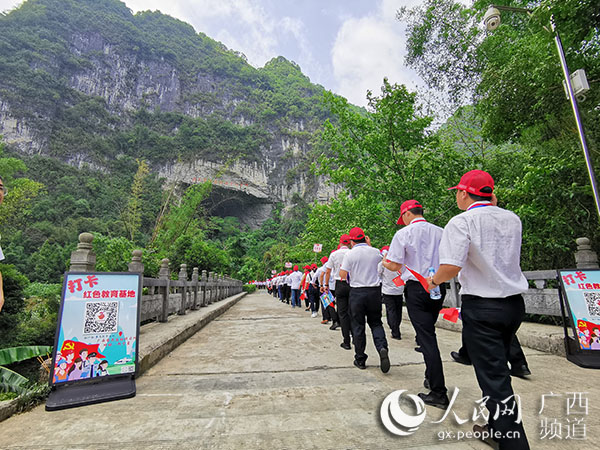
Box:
[83,301,119,334]
[583,292,600,317]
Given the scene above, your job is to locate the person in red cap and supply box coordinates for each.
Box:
[306,264,320,317]
[289,265,303,308]
[383,199,449,409]
[324,234,352,346]
[315,256,339,325]
[429,169,530,450]
[378,246,404,340]
[283,269,292,305]
[339,227,390,373]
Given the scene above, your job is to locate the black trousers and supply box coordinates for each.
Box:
[335,280,352,346]
[461,294,530,450]
[308,285,320,312]
[405,280,446,396]
[458,335,528,369]
[284,285,291,303]
[349,286,387,364]
[382,293,403,339]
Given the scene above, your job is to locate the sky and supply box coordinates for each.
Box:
[0,0,429,107]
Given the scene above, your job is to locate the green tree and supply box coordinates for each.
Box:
[122,159,149,241]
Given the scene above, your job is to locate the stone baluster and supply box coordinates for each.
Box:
[191,267,199,310]
[159,259,171,322]
[128,249,144,273]
[575,237,599,269]
[178,264,188,315]
[209,272,215,304]
[201,270,208,307]
[69,232,96,272]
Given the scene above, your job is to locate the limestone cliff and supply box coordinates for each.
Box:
[0,0,338,227]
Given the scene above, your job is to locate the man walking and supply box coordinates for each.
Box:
[324,234,352,349]
[378,246,404,340]
[429,169,530,449]
[339,227,389,373]
[383,200,448,408]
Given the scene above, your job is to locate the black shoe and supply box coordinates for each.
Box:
[391,334,401,340]
[473,424,499,449]
[353,360,366,370]
[414,346,423,353]
[423,378,430,390]
[510,364,532,378]
[340,342,351,350]
[451,351,471,365]
[329,322,340,330]
[379,348,390,373]
[418,392,449,409]
[305,308,310,311]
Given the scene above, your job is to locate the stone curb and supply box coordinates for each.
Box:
[0,399,18,423]
[138,292,247,375]
[0,292,247,423]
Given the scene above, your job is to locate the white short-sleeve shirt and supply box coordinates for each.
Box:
[289,270,303,290]
[378,260,405,295]
[326,246,350,282]
[340,243,382,288]
[438,203,528,298]
[387,218,443,282]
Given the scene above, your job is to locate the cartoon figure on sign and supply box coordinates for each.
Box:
[591,328,600,350]
[53,360,68,383]
[96,360,109,377]
[67,357,84,381]
[79,348,91,378]
[88,352,100,377]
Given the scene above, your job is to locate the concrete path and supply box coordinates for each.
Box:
[0,291,598,449]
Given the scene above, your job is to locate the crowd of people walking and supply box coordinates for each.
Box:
[258,170,531,450]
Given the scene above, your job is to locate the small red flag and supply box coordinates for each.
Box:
[440,307,460,323]
[405,266,430,292]
[392,275,405,287]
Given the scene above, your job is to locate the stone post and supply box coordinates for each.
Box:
[128,250,144,273]
[159,258,171,323]
[178,264,188,315]
[209,272,215,304]
[575,237,599,269]
[201,270,208,307]
[191,267,199,310]
[69,232,96,272]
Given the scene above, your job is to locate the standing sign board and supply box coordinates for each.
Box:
[558,269,600,368]
[313,244,323,253]
[46,272,142,410]
[284,262,292,269]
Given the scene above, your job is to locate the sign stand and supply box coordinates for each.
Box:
[46,375,136,411]
[557,269,600,369]
[46,272,142,411]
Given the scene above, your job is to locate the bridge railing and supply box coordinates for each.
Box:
[68,233,244,323]
[443,237,599,317]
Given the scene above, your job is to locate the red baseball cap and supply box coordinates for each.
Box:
[397,200,423,225]
[348,227,365,241]
[339,234,351,245]
[311,263,318,269]
[293,265,298,271]
[320,256,329,264]
[380,245,390,253]
[448,170,494,197]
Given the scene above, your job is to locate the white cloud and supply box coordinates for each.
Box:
[331,0,423,106]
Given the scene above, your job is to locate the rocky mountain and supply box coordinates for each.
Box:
[0,0,340,227]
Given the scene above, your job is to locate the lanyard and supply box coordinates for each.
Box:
[467,202,492,211]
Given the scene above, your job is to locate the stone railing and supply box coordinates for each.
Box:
[443,237,598,317]
[68,233,244,323]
